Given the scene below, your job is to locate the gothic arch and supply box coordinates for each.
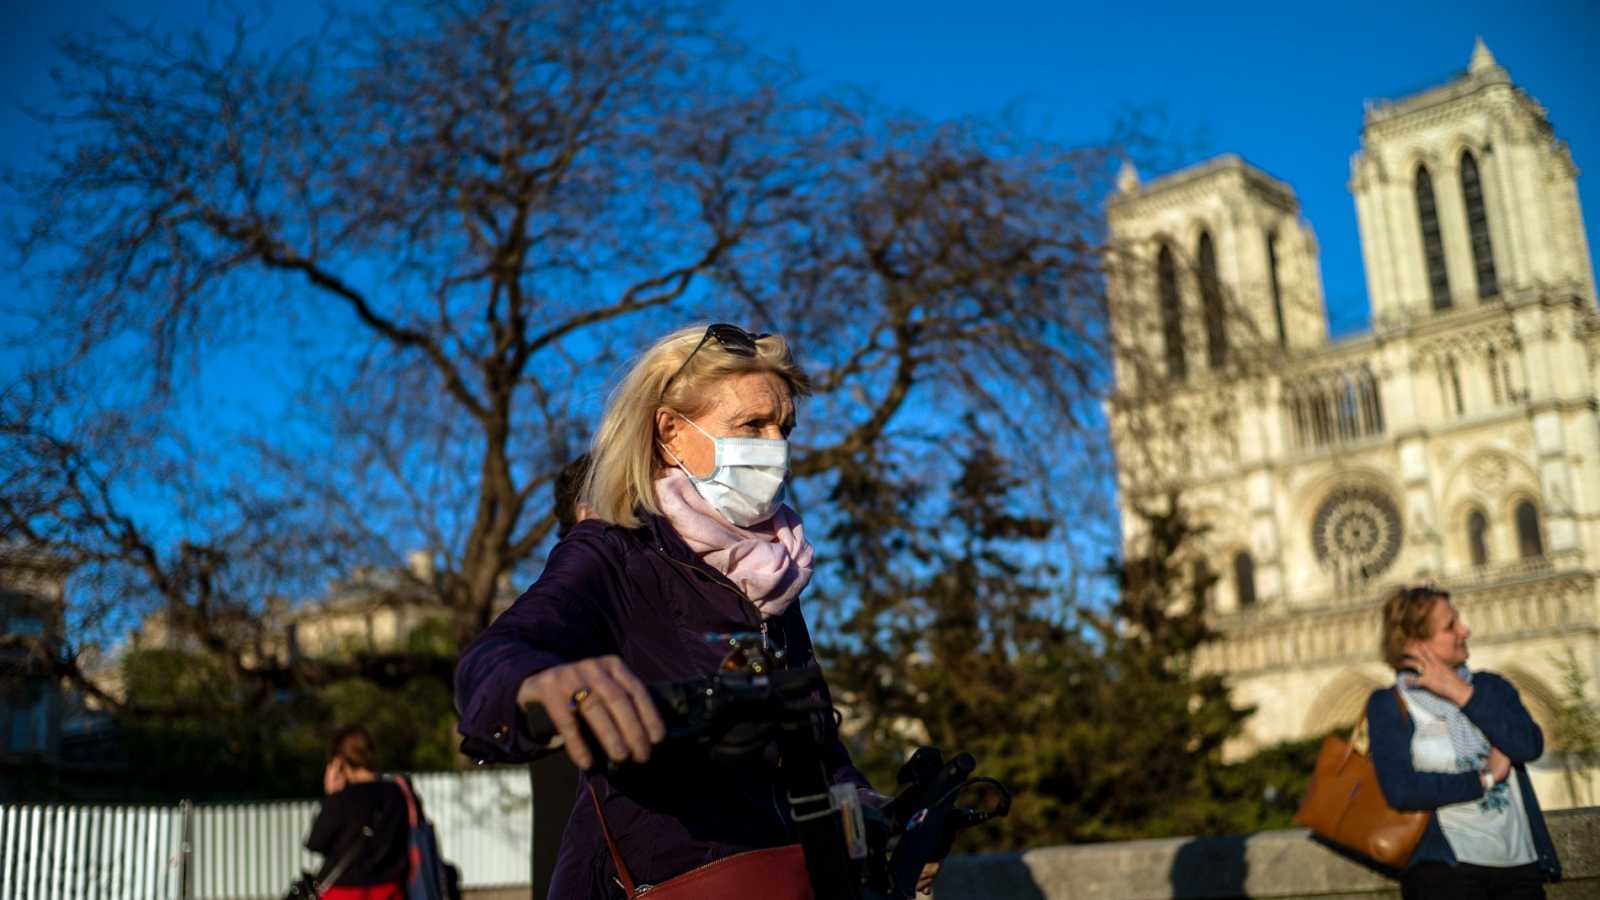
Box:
[1181,217,1219,250]
[1459,148,1500,298]
[1398,146,1442,175]
[1511,496,1546,559]
[1415,164,1452,311]
[1303,668,1388,737]
[1466,506,1491,567]
[1264,227,1288,347]
[1439,133,1487,170]
[1209,543,1259,614]
[1498,665,1563,748]
[1290,467,1403,533]
[1441,449,1540,565]
[1156,241,1187,381]
[1232,549,1257,609]
[1197,230,1228,369]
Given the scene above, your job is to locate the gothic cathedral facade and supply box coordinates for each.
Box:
[1106,40,1598,807]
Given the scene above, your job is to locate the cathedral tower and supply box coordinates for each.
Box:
[1351,38,1597,328]
[1103,41,1600,804]
[1108,155,1328,397]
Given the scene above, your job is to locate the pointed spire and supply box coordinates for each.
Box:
[1469,36,1497,74]
[1116,160,1141,194]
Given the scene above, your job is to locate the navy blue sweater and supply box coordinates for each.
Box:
[1365,672,1561,880]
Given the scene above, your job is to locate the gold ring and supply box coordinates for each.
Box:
[569,687,594,710]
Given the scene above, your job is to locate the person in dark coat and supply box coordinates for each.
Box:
[455,324,938,899]
[530,454,591,899]
[1367,585,1562,899]
[304,725,409,900]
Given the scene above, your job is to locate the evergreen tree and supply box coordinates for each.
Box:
[820,464,1262,848]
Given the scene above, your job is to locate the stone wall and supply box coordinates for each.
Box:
[461,807,1599,900]
[929,807,1599,900]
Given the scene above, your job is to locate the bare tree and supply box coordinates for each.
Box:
[2,0,1124,715]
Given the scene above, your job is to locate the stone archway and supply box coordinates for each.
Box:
[1303,668,1388,738]
[1498,664,1564,746]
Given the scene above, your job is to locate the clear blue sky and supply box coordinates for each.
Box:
[721,0,1600,334]
[4,0,1597,335]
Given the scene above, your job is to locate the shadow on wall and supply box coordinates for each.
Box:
[929,851,1048,900]
[1170,834,1248,900]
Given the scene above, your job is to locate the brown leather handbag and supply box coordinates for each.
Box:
[1293,689,1431,868]
[590,786,814,899]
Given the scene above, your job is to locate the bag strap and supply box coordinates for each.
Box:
[317,818,377,893]
[385,774,423,887]
[1339,687,1412,767]
[588,782,638,896]
[388,774,422,827]
[1393,686,1411,723]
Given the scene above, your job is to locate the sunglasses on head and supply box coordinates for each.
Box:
[662,323,771,395]
[1403,585,1448,603]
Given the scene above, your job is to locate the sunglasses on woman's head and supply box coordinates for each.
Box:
[1403,585,1448,604]
[662,323,771,395]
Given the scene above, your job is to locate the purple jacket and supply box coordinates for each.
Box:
[454,513,867,899]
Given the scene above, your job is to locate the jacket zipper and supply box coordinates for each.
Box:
[648,542,790,831]
[651,545,764,629]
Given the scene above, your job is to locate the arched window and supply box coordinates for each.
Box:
[1359,369,1385,434]
[1266,230,1287,347]
[1337,379,1360,440]
[1198,232,1228,368]
[1515,501,1544,558]
[1460,151,1499,299]
[1467,509,1490,567]
[1233,551,1257,608]
[1157,245,1186,381]
[1191,559,1214,611]
[1416,167,1452,311]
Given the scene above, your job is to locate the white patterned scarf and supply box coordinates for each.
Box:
[1396,666,1510,811]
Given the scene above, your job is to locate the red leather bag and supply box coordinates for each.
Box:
[589,787,813,899]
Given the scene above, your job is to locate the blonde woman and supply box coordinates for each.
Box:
[1367,586,1561,898]
[456,325,934,899]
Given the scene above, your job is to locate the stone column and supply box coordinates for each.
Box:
[1398,437,1444,575]
[1533,409,1580,554]
[1247,468,1284,604]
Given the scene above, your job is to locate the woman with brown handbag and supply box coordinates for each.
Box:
[454,324,940,899]
[1367,586,1562,899]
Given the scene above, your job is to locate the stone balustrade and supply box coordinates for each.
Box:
[1196,569,1596,677]
[928,807,1598,900]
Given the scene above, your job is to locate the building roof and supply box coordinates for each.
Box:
[1107,153,1299,219]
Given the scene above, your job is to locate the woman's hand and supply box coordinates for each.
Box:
[1486,747,1511,785]
[516,655,666,770]
[917,861,940,894]
[322,758,347,796]
[1401,643,1473,706]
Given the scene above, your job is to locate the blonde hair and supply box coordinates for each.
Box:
[1379,585,1448,670]
[581,325,812,528]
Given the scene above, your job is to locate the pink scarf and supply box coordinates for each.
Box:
[653,469,815,619]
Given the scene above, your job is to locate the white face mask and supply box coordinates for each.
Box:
[662,413,789,527]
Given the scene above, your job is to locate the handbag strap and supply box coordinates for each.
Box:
[316,819,377,893]
[388,774,422,827]
[589,782,638,896]
[1392,686,1411,723]
[1341,687,1412,766]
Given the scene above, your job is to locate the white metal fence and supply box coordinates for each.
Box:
[0,769,533,899]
